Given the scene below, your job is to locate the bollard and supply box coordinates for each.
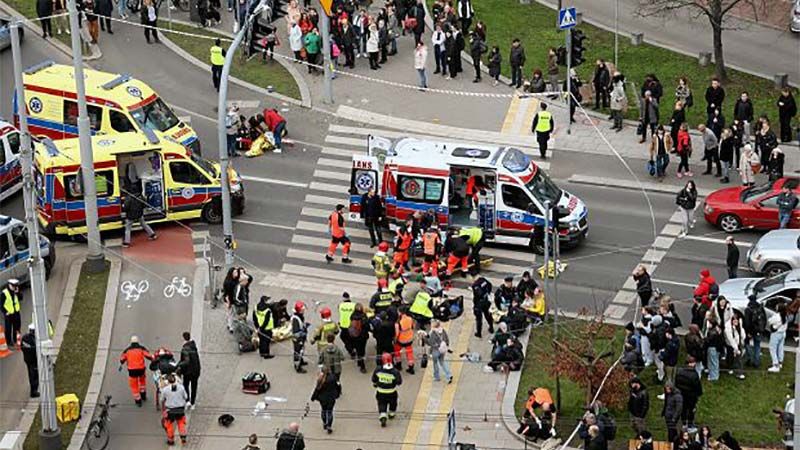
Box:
[630,32,644,46]
[576,12,583,25]
[774,73,788,89]
[698,52,712,67]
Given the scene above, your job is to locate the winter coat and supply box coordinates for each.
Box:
[710,299,732,326]
[587,435,608,450]
[469,35,486,58]
[546,53,558,75]
[676,187,697,211]
[457,0,473,19]
[768,149,785,180]
[123,192,145,221]
[693,270,715,308]
[178,340,201,378]
[610,81,626,111]
[719,136,735,163]
[733,99,754,122]
[338,25,356,48]
[592,65,610,90]
[304,32,321,54]
[310,372,340,407]
[95,0,112,16]
[669,109,686,133]
[661,389,683,426]
[701,127,718,151]
[366,28,379,53]
[414,45,428,70]
[289,25,303,52]
[649,133,673,159]
[529,76,545,93]
[318,343,345,376]
[705,85,725,112]
[360,193,383,220]
[37,0,53,18]
[778,93,798,120]
[739,150,759,184]
[724,320,746,355]
[743,299,767,337]
[427,328,450,355]
[276,430,305,450]
[659,334,680,367]
[628,383,649,419]
[488,51,501,77]
[684,332,705,362]
[509,45,525,67]
[703,322,726,352]
[642,97,659,124]
[674,366,702,400]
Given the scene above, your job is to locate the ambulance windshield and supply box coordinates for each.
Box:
[524,166,562,205]
[130,97,180,132]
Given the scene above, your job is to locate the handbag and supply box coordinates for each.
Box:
[646,160,656,176]
[685,92,693,108]
[636,122,644,136]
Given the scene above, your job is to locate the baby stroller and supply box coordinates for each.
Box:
[150,347,180,411]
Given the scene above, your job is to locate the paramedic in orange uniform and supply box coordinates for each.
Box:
[445,231,470,277]
[393,220,413,272]
[326,204,353,264]
[119,335,153,406]
[421,225,442,277]
[465,175,485,208]
[393,309,416,374]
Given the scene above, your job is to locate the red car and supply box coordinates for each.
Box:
[703,177,800,232]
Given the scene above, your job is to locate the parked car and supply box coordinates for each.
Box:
[747,229,800,277]
[0,215,55,285]
[721,269,800,321]
[703,177,800,232]
[0,15,24,52]
[792,0,800,33]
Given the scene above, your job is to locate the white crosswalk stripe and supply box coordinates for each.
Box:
[275,125,554,293]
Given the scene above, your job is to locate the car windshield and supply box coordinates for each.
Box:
[524,167,562,206]
[741,183,774,203]
[752,271,788,296]
[130,97,180,133]
[191,153,217,178]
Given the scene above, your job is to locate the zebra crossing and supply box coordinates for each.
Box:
[264,124,550,296]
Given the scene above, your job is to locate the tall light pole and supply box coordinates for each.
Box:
[67,0,105,272]
[11,21,61,450]
[614,0,619,67]
[319,0,333,103]
[217,0,269,269]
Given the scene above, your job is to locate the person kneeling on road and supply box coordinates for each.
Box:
[160,373,189,446]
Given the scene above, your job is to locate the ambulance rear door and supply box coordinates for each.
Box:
[349,154,380,221]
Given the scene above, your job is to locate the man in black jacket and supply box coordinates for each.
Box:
[705,78,725,121]
[471,277,494,338]
[627,377,648,435]
[674,357,702,432]
[276,422,306,450]
[725,236,739,279]
[743,294,766,368]
[592,59,611,109]
[509,38,526,89]
[661,382,683,443]
[122,190,157,247]
[360,189,384,247]
[20,324,40,398]
[733,91,753,141]
[178,331,201,408]
[469,32,487,83]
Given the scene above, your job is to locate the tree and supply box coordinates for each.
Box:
[636,0,762,82]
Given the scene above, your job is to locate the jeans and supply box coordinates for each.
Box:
[434,45,444,73]
[680,207,695,234]
[226,133,236,156]
[432,350,451,381]
[124,216,155,244]
[707,347,720,381]
[641,336,653,365]
[779,211,791,229]
[721,160,731,179]
[417,69,427,89]
[273,121,285,149]
[744,335,761,367]
[227,0,234,9]
[656,153,669,177]
[118,0,127,16]
[770,329,786,367]
[320,405,334,429]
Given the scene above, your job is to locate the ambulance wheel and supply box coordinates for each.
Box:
[202,201,223,224]
[529,238,545,255]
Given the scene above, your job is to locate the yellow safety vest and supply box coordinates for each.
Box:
[388,278,404,296]
[409,291,433,318]
[535,110,553,133]
[254,308,274,330]
[459,227,483,246]
[210,46,225,66]
[2,289,20,315]
[338,302,355,328]
[373,254,390,278]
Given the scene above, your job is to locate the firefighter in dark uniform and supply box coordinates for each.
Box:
[370,279,397,321]
[253,296,275,359]
[373,352,403,427]
[471,276,494,338]
[290,301,309,373]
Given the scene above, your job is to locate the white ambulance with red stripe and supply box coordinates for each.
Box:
[0,119,22,202]
[349,136,588,252]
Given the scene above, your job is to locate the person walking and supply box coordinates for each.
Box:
[121,184,157,248]
[95,0,113,34]
[373,352,403,427]
[276,423,306,450]
[348,303,369,373]
[210,38,226,91]
[2,279,22,349]
[471,276,494,338]
[140,0,158,44]
[36,0,53,38]
[178,331,201,408]
[469,31,486,83]
[337,292,356,358]
[609,73,626,132]
[628,377,649,435]
[649,125,672,180]
[661,382,683,444]
[697,124,721,177]
[777,185,798,229]
[743,294,766,368]
[674,357,702,432]
[639,90,659,143]
[428,320,452,383]
[725,236,739,279]
[311,369,340,433]
[318,333,345,380]
[160,374,189,446]
[414,40,428,90]
[777,87,797,143]
[326,204,352,264]
[767,303,787,373]
[531,102,554,159]
[312,307,341,353]
[290,301,309,373]
[739,144,758,186]
[592,59,610,110]
[119,335,153,406]
[20,324,39,398]
[509,38,526,89]
[675,180,698,238]
[393,309,416,373]
[253,296,275,359]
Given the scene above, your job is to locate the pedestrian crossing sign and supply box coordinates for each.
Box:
[558,7,577,29]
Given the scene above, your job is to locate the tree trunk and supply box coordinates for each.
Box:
[708,0,728,82]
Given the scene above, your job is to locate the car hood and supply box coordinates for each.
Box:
[754,230,800,251]
[719,277,760,309]
[706,186,744,206]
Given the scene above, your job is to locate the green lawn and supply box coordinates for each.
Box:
[515,320,790,448]
[433,0,790,127]
[24,261,110,450]
[163,21,301,100]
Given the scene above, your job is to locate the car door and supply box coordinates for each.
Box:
[497,182,539,237]
[0,130,22,201]
[747,194,781,229]
[0,229,12,284]
[9,223,29,281]
[165,160,212,212]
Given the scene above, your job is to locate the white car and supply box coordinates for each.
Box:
[747,229,800,277]
[720,269,800,319]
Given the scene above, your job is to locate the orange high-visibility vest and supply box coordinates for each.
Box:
[423,231,440,256]
[395,315,414,345]
[329,211,345,238]
[396,229,412,251]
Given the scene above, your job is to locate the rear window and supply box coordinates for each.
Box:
[63,100,103,131]
[397,175,444,205]
[65,170,115,199]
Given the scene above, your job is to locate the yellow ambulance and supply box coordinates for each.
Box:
[17,61,203,155]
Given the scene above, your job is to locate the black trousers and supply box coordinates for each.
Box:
[472,54,481,80]
[40,17,52,37]
[26,362,39,395]
[211,64,222,91]
[99,15,112,31]
[704,148,721,175]
[144,20,158,42]
[293,339,305,369]
[257,330,272,356]
[510,64,522,88]
[474,305,493,336]
[4,313,20,347]
[536,131,550,158]
[340,329,354,355]
[780,116,793,142]
[469,236,485,273]
[727,265,737,279]
[352,337,367,369]
[182,375,198,405]
[344,46,355,68]
[681,396,698,427]
[460,17,471,33]
[376,392,398,416]
[365,217,383,246]
[594,86,608,108]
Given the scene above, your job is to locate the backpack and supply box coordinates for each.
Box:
[597,412,617,441]
[747,304,768,334]
[708,282,720,299]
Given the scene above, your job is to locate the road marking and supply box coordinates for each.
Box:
[305,194,347,205]
[291,235,375,256]
[520,97,540,136]
[313,169,351,182]
[651,278,697,288]
[604,304,628,319]
[309,181,350,193]
[653,236,676,249]
[500,95,522,134]
[661,224,683,237]
[317,158,353,169]
[295,220,372,239]
[642,248,667,264]
[301,206,335,219]
[191,230,210,239]
[170,104,217,123]
[325,134,364,147]
[281,263,377,285]
[233,219,296,230]
[611,290,638,305]
[681,235,753,247]
[322,146,361,157]
[241,175,308,187]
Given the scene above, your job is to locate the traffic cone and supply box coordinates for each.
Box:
[0,326,12,359]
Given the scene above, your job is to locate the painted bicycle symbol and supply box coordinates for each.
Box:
[120,280,150,302]
[164,276,192,298]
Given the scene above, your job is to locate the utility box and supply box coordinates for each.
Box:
[774,73,788,89]
[698,52,712,67]
[630,32,644,46]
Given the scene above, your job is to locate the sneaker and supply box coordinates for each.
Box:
[274,148,282,153]
[327,428,333,434]
[690,220,696,228]
[191,403,196,410]
[448,377,453,384]
[141,392,147,401]
[295,367,307,373]
[737,374,745,380]
[342,257,353,264]
[65,28,71,34]
[768,365,781,373]
[122,242,131,248]
[677,172,683,179]
[325,255,334,263]
[380,417,387,427]
[686,171,693,177]
[678,231,687,238]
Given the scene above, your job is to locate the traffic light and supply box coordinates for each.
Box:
[556,46,567,66]
[570,28,586,67]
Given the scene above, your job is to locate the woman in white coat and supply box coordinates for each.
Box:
[414,41,428,90]
[738,144,759,186]
[289,22,303,62]
[723,315,746,379]
[366,23,380,70]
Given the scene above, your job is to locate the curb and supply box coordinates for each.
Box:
[162,18,312,108]
[567,173,714,197]
[67,256,121,450]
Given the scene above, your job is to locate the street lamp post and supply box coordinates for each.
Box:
[614,0,619,67]
[217,0,269,269]
[319,0,333,103]
[67,0,105,272]
[10,21,61,450]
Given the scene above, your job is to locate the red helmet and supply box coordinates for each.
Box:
[381,352,393,365]
[378,241,389,252]
[294,301,306,313]
[320,306,332,319]
[377,278,388,288]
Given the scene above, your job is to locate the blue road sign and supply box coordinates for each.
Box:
[559,7,577,29]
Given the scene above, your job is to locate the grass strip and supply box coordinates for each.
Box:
[23,261,110,450]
